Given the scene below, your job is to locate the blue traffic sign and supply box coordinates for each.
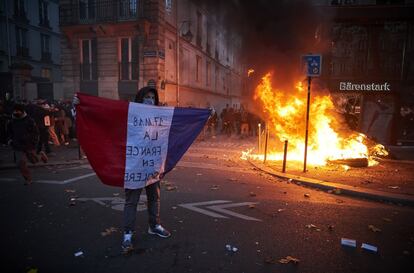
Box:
[302,54,322,77]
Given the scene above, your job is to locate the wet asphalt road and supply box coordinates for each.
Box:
[1,146,413,273]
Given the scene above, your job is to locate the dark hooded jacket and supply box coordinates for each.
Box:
[134,86,160,106]
[8,112,39,151]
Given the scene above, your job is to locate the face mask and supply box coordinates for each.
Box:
[143,98,155,105]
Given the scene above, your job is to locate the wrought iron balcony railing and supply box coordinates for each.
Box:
[60,0,143,26]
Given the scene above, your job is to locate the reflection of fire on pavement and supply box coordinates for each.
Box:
[242,73,388,167]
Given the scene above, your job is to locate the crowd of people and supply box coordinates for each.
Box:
[0,95,76,149]
[204,104,263,139]
[0,93,77,184]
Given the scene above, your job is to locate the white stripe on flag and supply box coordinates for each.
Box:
[124,103,174,189]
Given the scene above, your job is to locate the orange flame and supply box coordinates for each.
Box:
[246,73,386,166]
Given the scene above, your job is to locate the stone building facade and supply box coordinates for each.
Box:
[59,0,244,111]
[314,1,414,145]
[0,0,62,101]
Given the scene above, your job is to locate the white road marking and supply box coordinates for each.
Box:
[179,200,261,221]
[179,200,232,218]
[35,173,96,185]
[61,173,96,184]
[207,202,261,221]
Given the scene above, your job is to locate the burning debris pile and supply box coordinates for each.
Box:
[243,73,388,167]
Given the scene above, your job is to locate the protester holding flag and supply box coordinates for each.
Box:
[74,86,211,254]
[122,87,171,253]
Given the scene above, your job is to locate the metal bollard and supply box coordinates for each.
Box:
[258,123,261,154]
[282,140,288,173]
[263,127,269,163]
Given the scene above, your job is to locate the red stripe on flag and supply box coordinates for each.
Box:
[76,93,128,187]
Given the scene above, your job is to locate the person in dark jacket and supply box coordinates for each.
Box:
[122,86,170,253]
[7,104,47,185]
[33,102,52,154]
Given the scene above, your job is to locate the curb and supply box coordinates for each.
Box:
[249,160,414,207]
[0,159,87,170]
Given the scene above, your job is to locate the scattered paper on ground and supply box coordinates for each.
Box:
[166,186,177,191]
[278,256,300,264]
[368,225,382,232]
[101,227,118,237]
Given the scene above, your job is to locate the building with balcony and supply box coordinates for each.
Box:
[59,0,245,110]
[0,0,62,101]
[312,1,414,145]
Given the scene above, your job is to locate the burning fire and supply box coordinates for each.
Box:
[243,73,387,167]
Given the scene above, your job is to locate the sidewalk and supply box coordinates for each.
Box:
[249,158,414,206]
[0,141,85,170]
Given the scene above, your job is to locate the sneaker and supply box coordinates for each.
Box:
[121,233,133,253]
[148,224,171,238]
[39,151,48,163]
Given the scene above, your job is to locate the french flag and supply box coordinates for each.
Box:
[76,93,210,189]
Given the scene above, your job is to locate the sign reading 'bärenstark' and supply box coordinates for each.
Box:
[339,82,391,92]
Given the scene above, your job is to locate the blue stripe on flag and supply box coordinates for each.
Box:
[164,107,210,173]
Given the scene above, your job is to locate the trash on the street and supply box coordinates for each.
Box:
[112,193,120,197]
[305,224,317,229]
[388,185,400,189]
[37,204,44,208]
[74,251,84,257]
[277,208,285,213]
[382,217,392,222]
[288,178,293,182]
[225,244,238,253]
[304,193,310,198]
[341,238,357,248]
[101,227,118,237]
[249,204,256,209]
[249,192,257,197]
[163,181,172,186]
[333,189,342,195]
[172,206,177,210]
[368,225,381,232]
[210,185,219,190]
[361,243,378,253]
[166,186,177,191]
[278,256,300,264]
